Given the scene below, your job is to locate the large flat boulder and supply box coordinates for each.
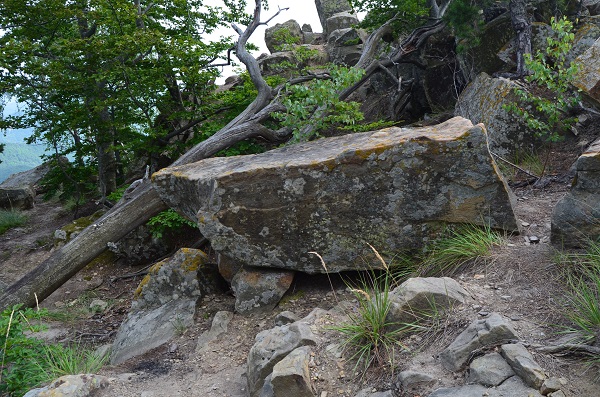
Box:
[153,117,518,274]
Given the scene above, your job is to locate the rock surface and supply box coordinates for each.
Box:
[265,346,314,397]
[387,277,472,325]
[551,137,600,247]
[439,313,518,371]
[573,36,600,105]
[500,343,546,389]
[153,117,518,275]
[23,374,109,397]
[231,266,294,314]
[265,19,303,53]
[314,0,352,35]
[110,248,214,364]
[246,321,317,397]
[455,72,542,157]
[467,352,515,386]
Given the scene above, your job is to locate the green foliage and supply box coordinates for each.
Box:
[504,17,581,143]
[268,28,320,75]
[330,248,431,374]
[419,223,504,276]
[147,209,197,239]
[274,65,365,143]
[0,305,106,396]
[559,241,600,352]
[0,210,27,235]
[444,0,490,51]
[350,0,428,34]
[0,0,249,198]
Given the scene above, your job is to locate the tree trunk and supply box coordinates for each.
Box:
[0,183,166,309]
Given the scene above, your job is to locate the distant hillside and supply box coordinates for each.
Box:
[0,142,46,183]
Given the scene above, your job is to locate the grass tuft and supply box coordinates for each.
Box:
[419,223,504,276]
[0,210,27,235]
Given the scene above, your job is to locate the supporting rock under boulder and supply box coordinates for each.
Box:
[153,117,518,275]
[231,266,294,314]
[110,248,217,364]
[551,137,600,247]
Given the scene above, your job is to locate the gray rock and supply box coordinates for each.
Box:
[440,313,518,371]
[23,374,109,397]
[398,370,436,389]
[325,11,359,37]
[387,277,471,326]
[500,343,546,389]
[111,299,195,365]
[428,384,488,397]
[551,137,600,247]
[429,376,542,397]
[89,299,108,313]
[0,186,35,210]
[247,321,317,397]
[494,376,543,396]
[355,389,394,397]
[231,267,295,314]
[111,248,214,364]
[455,72,543,158]
[540,377,567,395]
[548,391,567,397]
[153,117,519,276]
[257,46,329,75]
[265,20,303,53]
[467,352,515,386]
[327,28,363,66]
[315,0,352,34]
[573,37,600,106]
[269,346,313,397]
[196,311,234,353]
[275,311,300,326]
[584,0,600,15]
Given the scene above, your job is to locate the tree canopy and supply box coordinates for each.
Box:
[0,0,249,199]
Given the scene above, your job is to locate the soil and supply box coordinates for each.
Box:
[1,122,599,397]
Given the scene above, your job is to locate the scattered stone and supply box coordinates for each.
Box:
[355,389,394,397]
[440,313,518,371]
[501,343,546,389]
[22,374,109,397]
[196,311,234,353]
[89,299,108,313]
[153,118,519,276]
[246,321,317,397]
[429,376,542,397]
[387,277,472,326]
[428,384,488,397]
[231,267,295,314]
[551,137,600,247]
[467,352,515,386]
[274,311,300,326]
[397,370,436,389]
[540,377,566,395]
[547,391,567,397]
[268,346,314,397]
[528,235,540,244]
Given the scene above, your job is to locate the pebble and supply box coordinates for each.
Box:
[521,222,530,227]
[529,236,540,244]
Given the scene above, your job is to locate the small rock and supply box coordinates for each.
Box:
[275,311,300,326]
[548,391,566,397]
[521,221,530,227]
[22,374,109,397]
[269,346,313,397]
[398,370,436,389]
[540,377,565,395]
[529,235,540,244]
[467,352,515,386]
[501,343,546,389]
[89,299,108,312]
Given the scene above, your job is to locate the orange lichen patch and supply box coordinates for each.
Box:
[177,248,209,272]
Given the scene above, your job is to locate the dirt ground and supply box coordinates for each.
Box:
[1,127,599,396]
